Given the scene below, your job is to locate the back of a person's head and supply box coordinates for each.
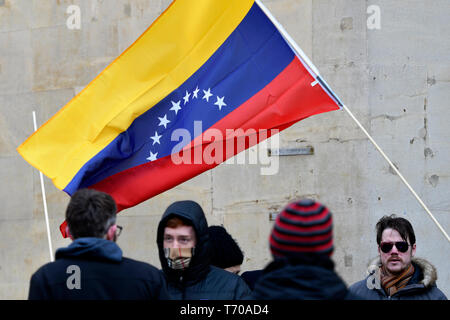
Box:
[66,189,117,239]
[376,214,416,245]
[208,225,244,269]
[270,198,333,258]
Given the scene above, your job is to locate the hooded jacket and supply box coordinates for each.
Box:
[28,237,169,300]
[348,257,447,300]
[157,200,251,300]
[250,253,356,300]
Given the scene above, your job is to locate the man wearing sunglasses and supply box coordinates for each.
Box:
[348,215,447,299]
[28,189,169,300]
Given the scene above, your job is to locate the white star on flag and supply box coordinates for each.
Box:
[170,100,182,115]
[150,131,162,145]
[183,90,191,105]
[192,86,200,99]
[203,88,213,102]
[146,151,158,162]
[158,114,171,129]
[214,96,227,110]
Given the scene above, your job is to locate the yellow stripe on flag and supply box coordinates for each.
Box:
[17,0,254,190]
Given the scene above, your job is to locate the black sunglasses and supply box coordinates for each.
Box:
[115,225,123,238]
[380,241,410,253]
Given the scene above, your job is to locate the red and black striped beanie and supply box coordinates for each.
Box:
[270,199,333,257]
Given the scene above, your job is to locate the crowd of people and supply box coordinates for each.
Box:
[28,188,447,300]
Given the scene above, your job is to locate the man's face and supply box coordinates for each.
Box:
[378,228,416,276]
[163,225,196,248]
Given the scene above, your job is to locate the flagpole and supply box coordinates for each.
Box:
[255,0,450,242]
[342,105,450,242]
[32,111,54,261]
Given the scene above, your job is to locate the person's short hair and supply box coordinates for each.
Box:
[165,216,192,228]
[376,214,416,245]
[66,189,117,239]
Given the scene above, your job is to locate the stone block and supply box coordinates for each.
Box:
[367,0,450,66]
[313,0,367,66]
[262,0,313,58]
[0,0,32,33]
[223,212,273,271]
[0,30,33,95]
[31,22,118,91]
[115,214,162,269]
[0,156,34,220]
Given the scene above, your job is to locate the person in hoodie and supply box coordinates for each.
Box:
[251,199,356,300]
[208,225,244,274]
[348,215,447,300]
[156,200,251,299]
[28,188,169,300]
[208,225,263,291]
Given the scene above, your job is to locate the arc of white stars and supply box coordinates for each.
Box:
[146,151,158,162]
[158,114,171,129]
[183,90,191,105]
[170,100,182,115]
[192,86,200,99]
[214,96,227,110]
[150,131,162,145]
[202,88,213,102]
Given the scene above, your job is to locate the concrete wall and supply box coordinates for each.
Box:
[0,0,448,299]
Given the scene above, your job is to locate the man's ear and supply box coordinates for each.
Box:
[65,226,74,240]
[411,243,416,257]
[106,224,117,241]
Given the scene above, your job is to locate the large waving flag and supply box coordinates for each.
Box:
[17,0,342,237]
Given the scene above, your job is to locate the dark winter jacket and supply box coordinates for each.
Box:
[241,269,264,290]
[250,253,355,300]
[157,200,251,300]
[28,237,169,300]
[348,257,447,300]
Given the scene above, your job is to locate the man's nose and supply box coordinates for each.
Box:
[165,242,179,248]
[173,239,182,247]
[390,245,399,254]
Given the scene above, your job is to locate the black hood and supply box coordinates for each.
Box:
[157,200,211,285]
[252,254,350,300]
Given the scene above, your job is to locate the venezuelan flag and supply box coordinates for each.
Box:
[17,0,341,237]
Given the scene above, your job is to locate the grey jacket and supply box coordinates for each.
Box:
[348,257,447,300]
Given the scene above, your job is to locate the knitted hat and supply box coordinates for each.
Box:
[208,225,244,268]
[270,199,333,257]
